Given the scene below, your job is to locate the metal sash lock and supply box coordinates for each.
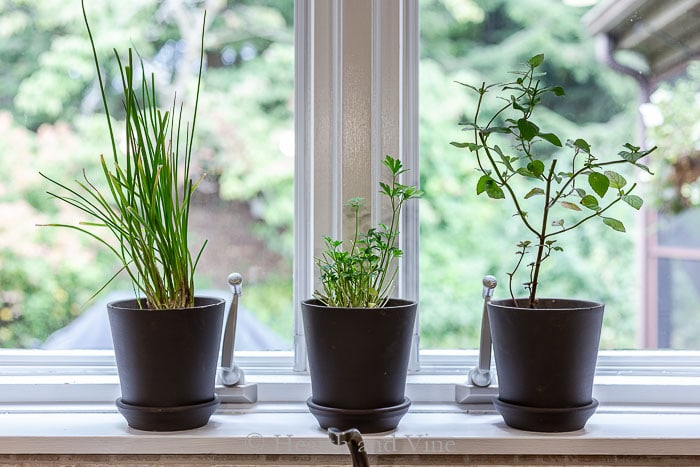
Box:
[217,273,258,403]
[219,273,245,386]
[469,275,497,387]
[454,275,499,404]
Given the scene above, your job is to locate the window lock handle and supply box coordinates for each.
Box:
[219,272,246,386]
[469,275,497,388]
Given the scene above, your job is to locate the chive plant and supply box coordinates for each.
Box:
[314,155,422,308]
[40,1,206,309]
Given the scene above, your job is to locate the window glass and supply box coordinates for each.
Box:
[0,0,294,350]
[646,62,700,349]
[418,0,700,350]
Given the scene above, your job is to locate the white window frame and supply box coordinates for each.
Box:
[1,0,700,408]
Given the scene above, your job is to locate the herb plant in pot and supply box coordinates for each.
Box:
[302,155,422,433]
[452,54,656,432]
[39,2,224,431]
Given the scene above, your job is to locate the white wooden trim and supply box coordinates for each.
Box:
[3,404,700,456]
[293,0,313,372]
[331,0,344,238]
[3,350,700,406]
[400,0,421,372]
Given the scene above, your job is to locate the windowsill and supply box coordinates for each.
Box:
[3,351,700,459]
[2,401,700,456]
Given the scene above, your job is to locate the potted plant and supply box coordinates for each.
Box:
[301,155,422,433]
[451,54,656,432]
[39,2,224,431]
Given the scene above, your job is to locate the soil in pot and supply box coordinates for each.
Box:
[301,298,417,433]
[107,296,225,431]
[487,298,604,432]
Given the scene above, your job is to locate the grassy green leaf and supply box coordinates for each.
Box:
[450,141,480,151]
[517,118,539,141]
[528,53,544,67]
[619,143,643,162]
[572,138,591,153]
[622,194,643,210]
[561,201,581,211]
[345,197,365,208]
[483,126,511,135]
[511,96,528,113]
[382,154,403,175]
[603,217,626,232]
[605,170,627,189]
[588,172,609,197]
[538,132,562,147]
[460,122,479,130]
[379,182,392,197]
[476,175,493,195]
[581,195,600,211]
[634,162,654,174]
[551,86,565,96]
[493,145,515,171]
[527,160,545,178]
[454,81,482,94]
[486,183,505,199]
[524,187,545,199]
[39,5,210,309]
[314,155,420,308]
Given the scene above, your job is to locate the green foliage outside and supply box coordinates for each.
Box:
[418,0,643,349]
[0,110,126,346]
[645,62,700,213]
[644,63,700,349]
[0,0,294,347]
[1,0,694,349]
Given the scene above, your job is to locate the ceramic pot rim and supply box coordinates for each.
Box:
[301,298,416,311]
[489,297,604,312]
[107,296,226,312]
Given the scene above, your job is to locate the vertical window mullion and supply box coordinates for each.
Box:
[398,0,421,372]
[293,0,314,371]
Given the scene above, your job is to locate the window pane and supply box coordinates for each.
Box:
[658,257,700,349]
[419,0,700,350]
[0,0,294,350]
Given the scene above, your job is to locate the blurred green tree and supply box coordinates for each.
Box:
[0,0,666,349]
[418,0,641,348]
[0,0,295,347]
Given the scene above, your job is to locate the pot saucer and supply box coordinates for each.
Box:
[116,395,220,431]
[493,397,598,432]
[307,397,411,433]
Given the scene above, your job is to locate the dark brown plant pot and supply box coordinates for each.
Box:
[488,298,604,432]
[107,296,225,431]
[301,299,417,433]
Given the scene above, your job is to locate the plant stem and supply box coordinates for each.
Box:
[479,133,541,238]
[529,160,557,306]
